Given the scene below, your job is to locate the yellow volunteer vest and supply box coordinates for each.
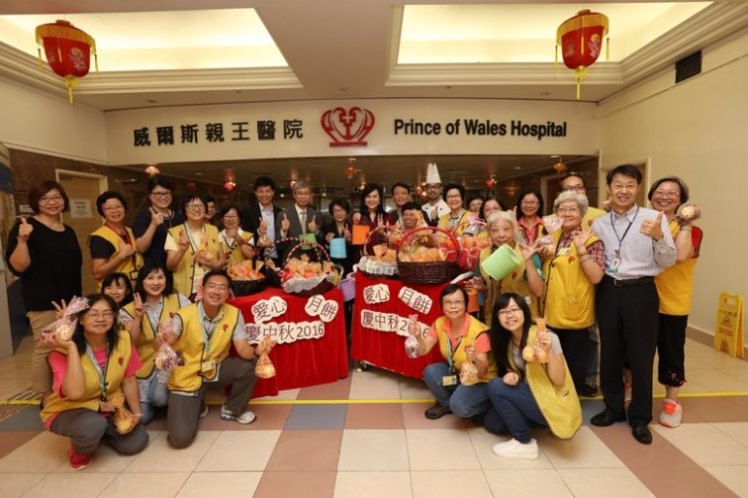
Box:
[40,331,133,424]
[582,206,606,230]
[655,220,699,315]
[122,293,181,379]
[434,315,497,382]
[221,230,254,267]
[479,244,539,327]
[168,223,221,296]
[90,225,144,290]
[438,211,471,236]
[542,231,599,329]
[167,302,240,392]
[509,326,581,440]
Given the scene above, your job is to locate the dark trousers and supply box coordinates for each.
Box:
[549,326,591,394]
[167,357,257,449]
[657,313,688,387]
[596,280,659,425]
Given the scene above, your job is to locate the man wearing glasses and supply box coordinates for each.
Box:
[589,164,675,445]
[160,270,267,449]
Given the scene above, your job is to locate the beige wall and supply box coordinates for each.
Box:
[596,27,748,337]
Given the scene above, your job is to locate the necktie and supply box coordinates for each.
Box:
[300,211,306,233]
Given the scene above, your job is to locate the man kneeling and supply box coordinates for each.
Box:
[162,269,262,448]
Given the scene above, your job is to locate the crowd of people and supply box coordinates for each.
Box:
[3,163,701,468]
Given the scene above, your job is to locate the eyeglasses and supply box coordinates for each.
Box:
[498,307,522,317]
[102,204,124,212]
[443,300,465,308]
[39,195,64,204]
[151,191,171,198]
[187,203,205,211]
[653,190,680,198]
[87,310,115,319]
[562,185,585,192]
[556,207,580,214]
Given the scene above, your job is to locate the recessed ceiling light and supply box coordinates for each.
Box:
[195,172,203,176]
[514,166,521,170]
[540,92,550,96]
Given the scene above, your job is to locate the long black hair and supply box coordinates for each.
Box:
[488,293,534,375]
[101,272,134,308]
[73,294,120,357]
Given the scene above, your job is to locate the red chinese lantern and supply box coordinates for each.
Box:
[486,175,497,189]
[556,10,609,100]
[35,20,97,104]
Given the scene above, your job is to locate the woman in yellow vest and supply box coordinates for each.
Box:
[542,191,605,394]
[473,211,545,326]
[120,263,191,424]
[648,177,703,428]
[437,183,472,236]
[165,195,225,300]
[219,205,255,268]
[40,294,148,470]
[89,191,144,291]
[485,293,581,460]
[407,284,498,420]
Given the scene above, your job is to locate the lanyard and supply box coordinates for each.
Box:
[610,206,639,256]
[197,303,214,355]
[85,344,110,401]
[445,335,464,372]
[185,224,204,253]
[144,297,163,336]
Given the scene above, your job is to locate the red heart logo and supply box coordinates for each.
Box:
[321,107,375,146]
[511,271,518,280]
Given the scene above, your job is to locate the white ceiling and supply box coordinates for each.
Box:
[0,0,746,189]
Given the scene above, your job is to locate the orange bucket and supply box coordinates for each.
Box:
[352,224,370,245]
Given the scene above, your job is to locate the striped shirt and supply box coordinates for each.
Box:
[591,205,676,279]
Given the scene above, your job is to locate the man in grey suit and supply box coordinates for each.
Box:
[276,180,318,262]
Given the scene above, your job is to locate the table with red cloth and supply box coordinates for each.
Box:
[351,272,447,379]
[229,287,349,398]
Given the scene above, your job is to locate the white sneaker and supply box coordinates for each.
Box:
[492,438,539,460]
[220,405,256,424]
[659,399,682,428]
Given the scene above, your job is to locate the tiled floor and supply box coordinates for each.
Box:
[1,333,748,497]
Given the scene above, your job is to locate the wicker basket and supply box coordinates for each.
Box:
[358,225,399,279]
[397,226,461,285]
[265,237,338,296]
[230,277,267,296]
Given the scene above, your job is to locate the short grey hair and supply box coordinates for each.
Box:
[486,211,520,242]
[293,180,311,193]
[553,190,589,216]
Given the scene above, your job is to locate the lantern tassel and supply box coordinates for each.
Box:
[554,44,558,69]
[64,75,77,104]
[36,48,43,68]
[94,50,99,73]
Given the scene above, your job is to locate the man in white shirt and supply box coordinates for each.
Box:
[422,163,449,226]
[590,164,676,445]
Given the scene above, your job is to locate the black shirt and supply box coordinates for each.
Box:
[5,218,82,311]
[132,209,184,268]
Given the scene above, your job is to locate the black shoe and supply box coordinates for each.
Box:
[590,409,626,427]
[580,385,598,397]
[424,403,452,420]
[631,423,653,445]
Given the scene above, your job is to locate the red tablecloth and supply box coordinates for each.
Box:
[229,287,349,397]
[351,273,446,379]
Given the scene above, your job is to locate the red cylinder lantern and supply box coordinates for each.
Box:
[556,10,608,100]
[35,20,97,104]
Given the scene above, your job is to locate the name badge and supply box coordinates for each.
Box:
[557,247,571,257]
[200,359,216,374]
[441,375,458,387]
[608,257,621,273]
